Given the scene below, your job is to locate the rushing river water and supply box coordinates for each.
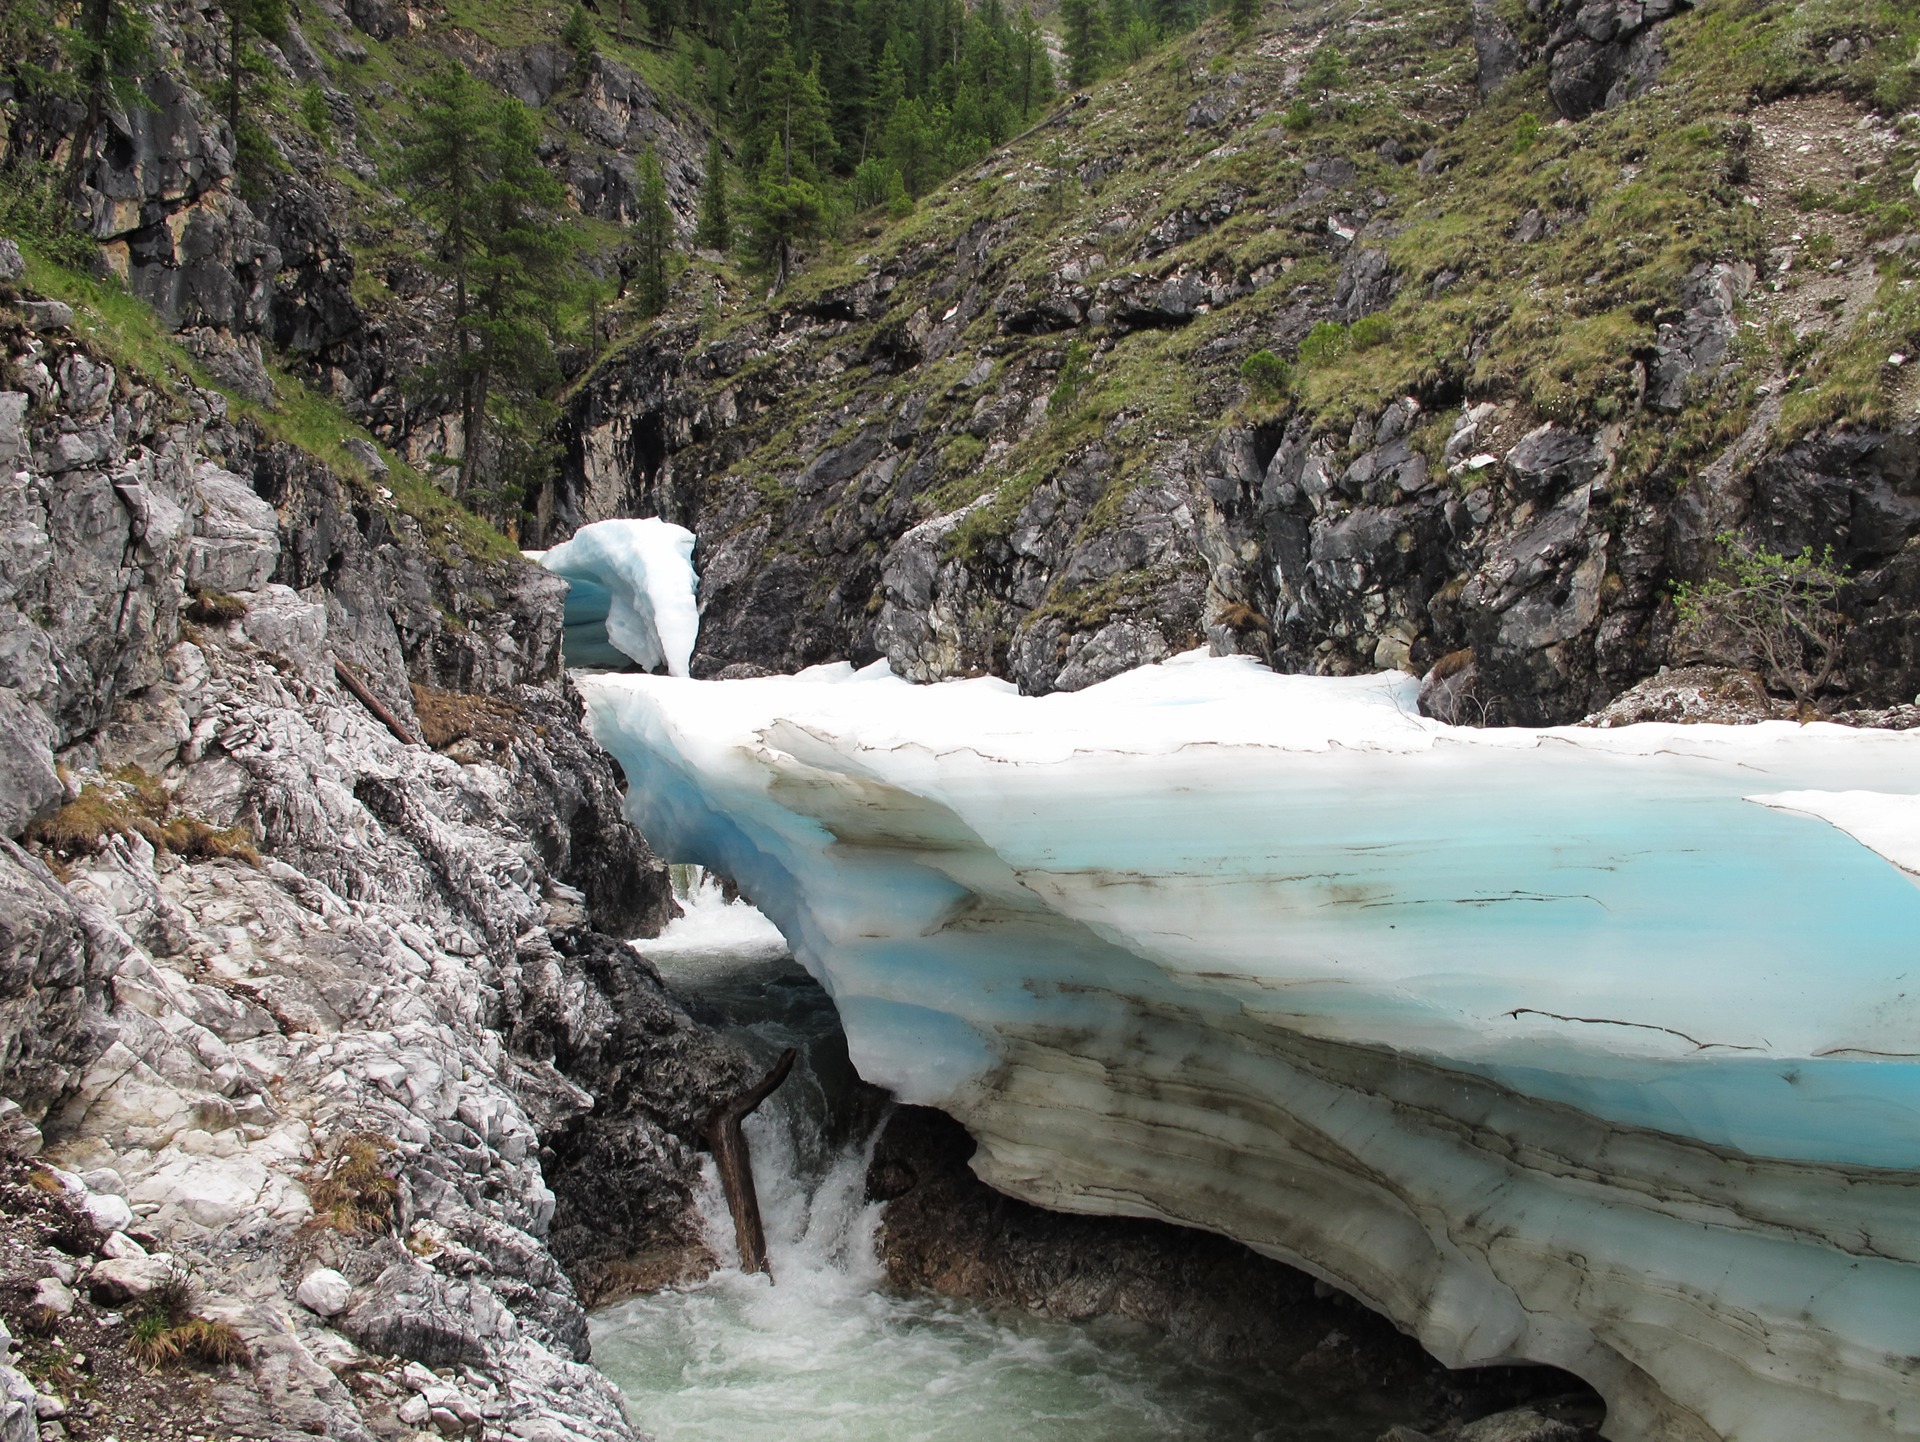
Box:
[588,875,1406,1442]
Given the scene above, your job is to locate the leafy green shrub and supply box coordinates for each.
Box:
[1282,98,1312,133]
[1297,320,1349,367]
[1675,532,1849,712]
[1511,111,1542,153]
[1240,348,1293,400]
[298,81,332,149]
[0,161,96,270]
[1304,45,1347,95]
[1050,339,1095,416]
[1349,314,1393,350]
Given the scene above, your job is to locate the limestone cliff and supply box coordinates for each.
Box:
[0,258,746,1441]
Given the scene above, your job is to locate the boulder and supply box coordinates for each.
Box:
[16,302,71,333]
[295,1268,352,1318]
[81,1191,134,1234]
[0,241,22,284]
[29,1278,73,1319]
[87,1254,174,1304]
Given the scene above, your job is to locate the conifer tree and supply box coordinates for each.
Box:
[634,147,675,317]
[562,3,596,64]
[221,0,287,139]
[399,67,577,504]
[695,134,732,252]
[1061,0,1106,87]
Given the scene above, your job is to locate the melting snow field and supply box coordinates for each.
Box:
[577,653,1920,1442]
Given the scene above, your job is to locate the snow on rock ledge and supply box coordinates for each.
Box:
[578,653,1920,1442]
[532,519,699,675]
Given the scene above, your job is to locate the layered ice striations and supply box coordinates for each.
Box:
[576,653,1920,1442]
[533,518,699,673]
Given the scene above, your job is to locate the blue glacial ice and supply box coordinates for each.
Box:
[531,518,699,673]
[576,652,1920,1442]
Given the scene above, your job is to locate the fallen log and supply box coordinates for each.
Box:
[333,659,419,746]
[703,1047,797,1279]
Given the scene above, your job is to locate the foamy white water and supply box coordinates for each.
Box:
[597,876,1395,1442]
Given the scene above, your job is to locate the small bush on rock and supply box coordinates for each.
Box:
[306,1134,400,1234]
[1675,532,1849,714]
[1240,349,1293,401]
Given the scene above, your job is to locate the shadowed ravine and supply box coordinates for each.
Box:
[588,876,1453,1442]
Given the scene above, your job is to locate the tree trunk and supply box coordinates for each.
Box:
[703,1048,796,1278]
[62,0,113,196]
[227,3,242,139]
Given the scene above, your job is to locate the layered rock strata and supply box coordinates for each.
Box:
[0,311,744,1438]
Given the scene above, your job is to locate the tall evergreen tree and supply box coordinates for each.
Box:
[634,147,675,316]
[221,0,287,138]
[748,157,822,289]
[399,67,577,503]
[1060,0,1106,88]
[695,133,733,251]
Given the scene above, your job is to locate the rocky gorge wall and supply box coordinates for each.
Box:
[1,0,712,480]
[548,0,1920,724]
[0,256,748,1441]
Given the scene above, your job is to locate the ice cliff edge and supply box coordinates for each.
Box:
[577,653,1920,1442]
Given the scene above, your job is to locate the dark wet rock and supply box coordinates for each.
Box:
[1503,423,1605,501]
[1471,0,1528,93]
[872,1106,1604,1429]
[1541,0,1686,119]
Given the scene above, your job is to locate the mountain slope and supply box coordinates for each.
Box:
[553,0,1920,723]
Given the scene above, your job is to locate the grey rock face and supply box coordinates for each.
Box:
[0,842,114,1123]
[0,693,60,839]
[1649,262,1752,413]
[1541,0,1686,119]
[0,240,22,283]
[1470,0,1528,93]
[0,321,735,1441]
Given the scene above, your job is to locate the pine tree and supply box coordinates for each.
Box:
[748,154,822,289]
[1227,0,1259,31]
[400,67,578,504]
[221,0,287,139]
[695,133,732,252]
[1014,7,1051,117]
[58,0,151,195]
[1060,0,1106,88]
[634,147,675,317]
[562,3,596,64]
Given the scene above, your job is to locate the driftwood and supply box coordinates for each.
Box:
[703,1047,797,1279]
[333,659,419,746]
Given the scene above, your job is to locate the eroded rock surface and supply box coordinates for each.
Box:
[0,316,745,1439]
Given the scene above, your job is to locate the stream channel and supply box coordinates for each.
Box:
[589,874,1413,1442]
